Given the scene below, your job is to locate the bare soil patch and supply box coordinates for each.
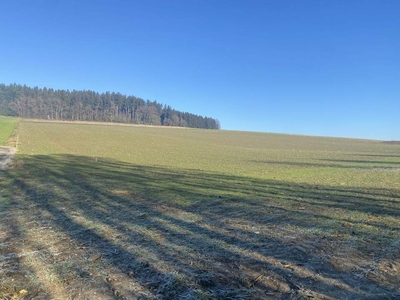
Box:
[22,118,188,130]
[383,141,400,145]
[0,146,16,171]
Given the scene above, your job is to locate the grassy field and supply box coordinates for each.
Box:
[1,119,400,299]
[0,116,19,146]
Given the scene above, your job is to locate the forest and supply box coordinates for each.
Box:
[0,83,220,129]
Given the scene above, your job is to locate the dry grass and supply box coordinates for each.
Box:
[1,120,400,299]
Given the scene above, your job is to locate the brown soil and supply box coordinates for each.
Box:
[383,141,400,145]
[0,146,16,171]
[21,118,188,130]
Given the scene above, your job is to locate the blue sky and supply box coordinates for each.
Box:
[1,0,399,140]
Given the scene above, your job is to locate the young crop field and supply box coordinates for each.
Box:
[1,119,400,299]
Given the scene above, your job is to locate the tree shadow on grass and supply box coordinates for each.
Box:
[4,154,400,299]
[318,159,400,165]
[250,159,400,170]
[352,154,400,158]
[351,154,400,159]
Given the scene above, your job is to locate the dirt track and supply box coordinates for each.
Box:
[0,146,16,170]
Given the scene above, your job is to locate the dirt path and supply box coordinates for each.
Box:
[0,146,17,171]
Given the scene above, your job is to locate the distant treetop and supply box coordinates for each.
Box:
[0,83,220,130]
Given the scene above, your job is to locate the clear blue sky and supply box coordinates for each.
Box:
[1,0,399,140]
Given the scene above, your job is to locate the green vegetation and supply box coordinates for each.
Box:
[17,120,400,189]
[1,120,400,299]
[0,116,18,145]
[0,83,220,129]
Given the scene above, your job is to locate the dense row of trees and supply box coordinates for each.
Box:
[0,83,220,129]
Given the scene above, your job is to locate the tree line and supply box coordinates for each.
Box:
[0,83,220,129]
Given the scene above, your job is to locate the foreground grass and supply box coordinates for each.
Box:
[0,116,18,146]
[1,120,400,299]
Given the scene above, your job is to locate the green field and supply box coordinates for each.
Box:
[0,116,18,145]
[1,120,400,299]
[16,120,400,189]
